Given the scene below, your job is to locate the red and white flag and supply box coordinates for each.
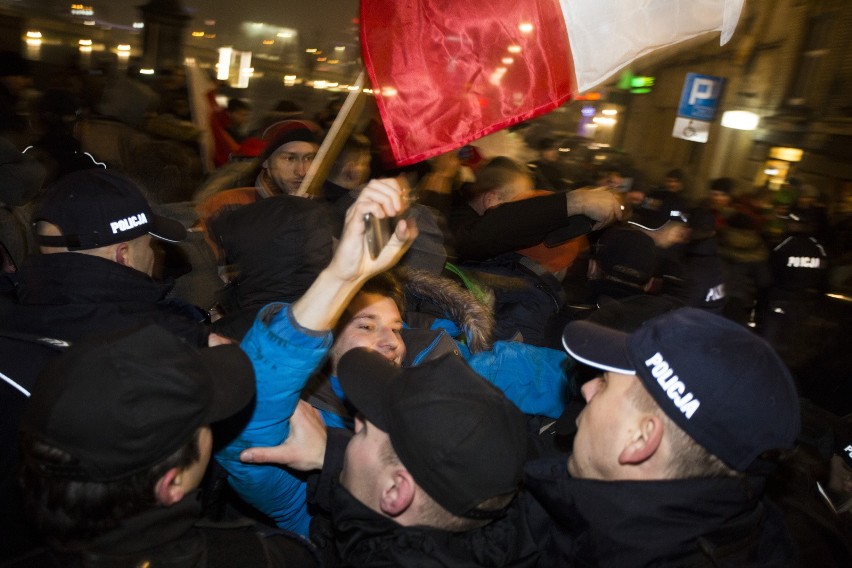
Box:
[361,0,745,166]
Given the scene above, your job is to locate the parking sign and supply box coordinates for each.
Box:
[673,73,725,143]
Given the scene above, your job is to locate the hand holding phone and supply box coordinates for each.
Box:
[363,175,414,259]
[364,212,395,259]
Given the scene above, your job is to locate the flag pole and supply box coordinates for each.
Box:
[295,70,367,197]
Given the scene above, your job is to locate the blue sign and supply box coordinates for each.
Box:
[677,73,725,121]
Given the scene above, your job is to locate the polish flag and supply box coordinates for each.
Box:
[361,0,745,166]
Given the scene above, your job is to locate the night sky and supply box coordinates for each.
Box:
[94,0,359,37]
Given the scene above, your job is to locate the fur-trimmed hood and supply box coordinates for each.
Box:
[396,267,495,353]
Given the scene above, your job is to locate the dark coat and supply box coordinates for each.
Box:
[308,430,541,567]
[210,194,333,341]
[524,457,798,567]
[0,252,207,347]
[3,490,319,567]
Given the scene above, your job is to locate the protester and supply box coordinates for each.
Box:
[195,119,322,259]
[214,181,566,538]
[448,160,621,263]
[214,178,419,536]
[211,97,251,167]
[209,193,334,339]
[525,308,801,566]
[456,157,589,346]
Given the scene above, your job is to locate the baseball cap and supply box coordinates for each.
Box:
[34,169,186,250]
[338,348,527,518]
[21,324,255,481]
[594,227,657,286]
[562,308,801,472]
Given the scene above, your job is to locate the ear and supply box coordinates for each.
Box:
[618,415,664,466]
[379,468,416,518]
[114,242,131,267]
[842,470,852,494]
[154,467,186,506]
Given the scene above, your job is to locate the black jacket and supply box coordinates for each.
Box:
[447,192,587,263]
[307,430,540,567]
[662,237,727,313]
[3,490,318,568]
[209,194,333,341]
[1,252,208,347]
[0,254,208,561]
[524,457,798,567]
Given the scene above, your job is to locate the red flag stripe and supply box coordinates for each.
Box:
[361,0,574,166]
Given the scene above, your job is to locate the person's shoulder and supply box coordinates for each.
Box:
[260,530,321,567]
[197,521,320,568]
[197,186,258,218]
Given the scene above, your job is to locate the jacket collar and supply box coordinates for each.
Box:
[525,457,791,567]
[15,252,170,305]
[329,481,539,567]
[79,490,202,558]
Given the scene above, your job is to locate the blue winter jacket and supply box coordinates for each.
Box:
[216,303,570,536]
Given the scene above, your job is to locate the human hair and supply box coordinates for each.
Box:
[627,381,739,479]
[357,271,406,316]
[466,156,532,202]
[227,98,250,113]
[379,437,516,532]
[328,134,371,180]
[19,430,201,548]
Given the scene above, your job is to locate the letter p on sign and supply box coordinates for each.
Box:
[689,78,716,105]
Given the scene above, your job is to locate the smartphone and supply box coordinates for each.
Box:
[364,213,396,259]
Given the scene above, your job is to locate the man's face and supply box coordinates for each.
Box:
[568,371,646,480]
[330,293,406,373]
[709,190,730,209]
[340,415,394,512]
[229,108,250,130]
[342,151,372,187]
[264,141,319,194]
[664,177,683,193]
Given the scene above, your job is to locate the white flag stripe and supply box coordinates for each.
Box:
[559,0,745,93]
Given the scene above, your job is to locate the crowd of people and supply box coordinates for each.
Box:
[1,49,851,567]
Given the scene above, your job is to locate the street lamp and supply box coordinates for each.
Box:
[721,110,759,130]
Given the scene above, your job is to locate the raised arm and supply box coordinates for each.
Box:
[214,179,417,535]
[451,187,622,261]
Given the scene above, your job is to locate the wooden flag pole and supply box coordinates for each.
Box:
[295,71,367,197]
